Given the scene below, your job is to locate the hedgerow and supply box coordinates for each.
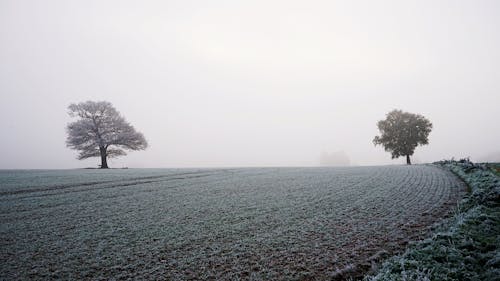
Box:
[365,159,500,281]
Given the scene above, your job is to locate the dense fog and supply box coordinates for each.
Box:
[1,0,499,168]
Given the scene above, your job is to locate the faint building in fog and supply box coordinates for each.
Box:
[320,151,351,167]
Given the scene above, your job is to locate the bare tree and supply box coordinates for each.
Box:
[66,101,148,168]
[373,109,432,165]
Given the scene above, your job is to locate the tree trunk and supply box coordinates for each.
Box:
[406,155,411,165]
[100,147,109,169]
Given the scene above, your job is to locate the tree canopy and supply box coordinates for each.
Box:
[373,109,432,165]
[66,101,147,168]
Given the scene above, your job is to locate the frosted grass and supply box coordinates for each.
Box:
[0,166,464,280]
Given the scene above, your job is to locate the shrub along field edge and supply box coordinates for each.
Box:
[364,160,500,281]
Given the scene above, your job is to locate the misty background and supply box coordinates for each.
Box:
[1,0,499,169]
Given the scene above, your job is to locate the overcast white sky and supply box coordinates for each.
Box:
[1,0,499,169]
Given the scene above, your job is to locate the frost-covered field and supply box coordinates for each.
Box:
[366,161,500,281]
[0,166,464,280]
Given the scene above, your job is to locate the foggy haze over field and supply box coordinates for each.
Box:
[1,0,499,169]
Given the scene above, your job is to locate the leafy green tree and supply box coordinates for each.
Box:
[373,110,432,165]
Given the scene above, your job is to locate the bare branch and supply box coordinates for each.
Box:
[66,101,148,167]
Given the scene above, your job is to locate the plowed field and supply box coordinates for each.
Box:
[0,165,465,280]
